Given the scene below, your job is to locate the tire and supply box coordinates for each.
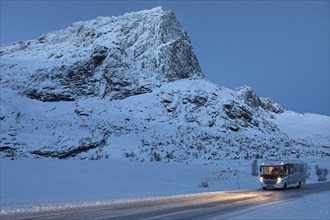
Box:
[282,182,287,191]
[262,187,267,190]
[297,181,301,189]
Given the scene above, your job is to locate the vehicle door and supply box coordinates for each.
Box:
[286,164,295,185]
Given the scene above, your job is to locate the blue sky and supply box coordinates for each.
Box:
[1,0,329,115]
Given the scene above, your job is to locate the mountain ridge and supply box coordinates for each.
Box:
[0,7,329,161]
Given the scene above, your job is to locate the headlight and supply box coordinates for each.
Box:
[259,177,263,182]
[276,177,282,184]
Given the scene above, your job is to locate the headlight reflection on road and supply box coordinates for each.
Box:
[214,192,261,201]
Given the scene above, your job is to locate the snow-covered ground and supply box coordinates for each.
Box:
[228,191,329,220]
[273,111,330,147]
[1,157,329,217]
[0,6,329,219]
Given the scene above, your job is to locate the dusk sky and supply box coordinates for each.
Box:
[1,0,329,115]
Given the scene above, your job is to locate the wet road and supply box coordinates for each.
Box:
[4,182,330,220]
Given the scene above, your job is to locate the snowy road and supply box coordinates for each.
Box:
[4,182,329,220]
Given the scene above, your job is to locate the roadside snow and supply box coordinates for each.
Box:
[1,158,329,216]
[228,191,330,220]
[0,159,257,206]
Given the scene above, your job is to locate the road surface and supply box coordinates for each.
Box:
[3,182,329,220]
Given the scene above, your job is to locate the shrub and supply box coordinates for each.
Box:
[199,180,209,188]
[124,152,136,158]
[315,165,328,182]
[165,151,174,159]
[89,154,102,160]
[151,152,161,161]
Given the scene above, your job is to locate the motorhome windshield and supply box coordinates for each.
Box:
[260,165,286,175]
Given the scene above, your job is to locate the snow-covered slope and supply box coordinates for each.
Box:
[0,7,329,161]
[272,111,330,148]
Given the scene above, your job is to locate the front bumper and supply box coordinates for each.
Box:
[260,182,284,189]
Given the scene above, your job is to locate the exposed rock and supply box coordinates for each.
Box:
[25,89,75,102]
[260,97,285,114]
[235,85,285,114]
[30,137,107,159]
[2,7,203,102]
[91,46,108,66]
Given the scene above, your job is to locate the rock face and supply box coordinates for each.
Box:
[0,7,328,161]
[235,86,285,114]
[1,7,203,102]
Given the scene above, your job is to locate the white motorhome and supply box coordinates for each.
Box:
[259,160,306,190]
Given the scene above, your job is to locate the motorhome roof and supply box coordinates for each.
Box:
[260,160,304,166]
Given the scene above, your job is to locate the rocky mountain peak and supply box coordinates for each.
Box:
[0,7,203,102]
[235,85,285,114]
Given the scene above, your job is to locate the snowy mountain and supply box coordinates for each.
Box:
[0,7,202,102]
[0,7,329,161]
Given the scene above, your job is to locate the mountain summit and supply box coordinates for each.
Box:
[1,7,203,101]
[0,7,328,161]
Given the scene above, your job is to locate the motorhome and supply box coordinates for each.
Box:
[259,160,306,190]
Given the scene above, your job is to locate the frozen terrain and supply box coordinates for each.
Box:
[0,6,329,219]
[1,7,328,162]
[1,158,329,218]
[228,192,329,220]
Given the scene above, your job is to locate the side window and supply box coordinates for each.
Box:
[287,165,294,174]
